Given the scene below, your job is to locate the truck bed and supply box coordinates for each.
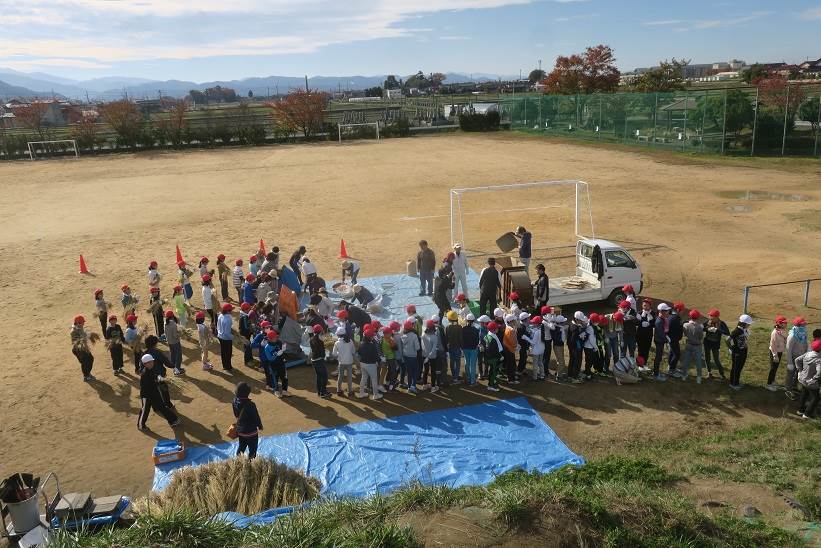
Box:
[548,275,602,306]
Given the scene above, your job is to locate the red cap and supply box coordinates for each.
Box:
[235,259,243,266]
[177,260,186,268]
[642,298,653,305]
[221,303,234,313]
[383,327,394,336]
[245,274,255,282]
[637,356,645,366]
[455,293,466,301]
[673,301,685,311]
[509,291,519,300]
[425,319,435,329]
[598,316,608,326]
[149,261,158,268]
[363,327,375,338]
[613,311,624,322]
[73,315,85,324]
[388,321,401,331]
[200,256,209,263]
[403,320,415,331]
[530,316,542,325]
[793,316,807,326]
[94,288,103,297]
[173,284,182,292]
[487,321,499,332]
[337,310,348,320]
[588,313,599,322]
[240,302,251,312]
[812,339,821,352]
[247,255,256,262]
[126,314,138,323]
[121,284,130,291]
[622,284,634,293]
[708,308,720,317]
[370,320,382,331]
[260,320,271,328]
[406,304,416,314]
[195,311,205,320]
[150,287,160,293]
[267,330,279,341]
[217,253,226,261]
[202,274,212,283]
[775,315,788,324]
[108,315,117,322]
[618,301,631,309]
[312,324,323,334]
[689,310,701,320]
[540,305,552,315]
[164,310,174,318]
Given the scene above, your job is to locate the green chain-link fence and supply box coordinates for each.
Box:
[500,84,821,157]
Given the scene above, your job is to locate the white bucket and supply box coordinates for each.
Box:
[7,492,40,534]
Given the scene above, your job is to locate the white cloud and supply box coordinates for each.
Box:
[0,58,111,70]
[693,11,772,29]
[642,19,684,26]
[800,7,821,19]
[0,0,536,65]
[440,35,470,40]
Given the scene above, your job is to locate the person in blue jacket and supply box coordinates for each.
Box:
[514,225,532,273]
[232,382,263,458]
[242,274,257,306]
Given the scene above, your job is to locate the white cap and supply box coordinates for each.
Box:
[493,307,504,318]
[430,315,439,323]
[335,327,346,336]
[453,242,462,249]
[555,315,567,323]
[739,314,754,325]
[141,353,155,364]
[477,315,491,323]
[519,312,531,321]
[504,313,516,323]
[573,311,588,322]
[466,313,475,321]
[657,303,671,312]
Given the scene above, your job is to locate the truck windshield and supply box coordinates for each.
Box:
[605,250,635,268]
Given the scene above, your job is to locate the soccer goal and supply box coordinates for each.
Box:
[27,139,79,160]
[449,180,595,253]
[338,122,380,143]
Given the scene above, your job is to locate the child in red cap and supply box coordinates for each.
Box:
[766,315,788,391]
[94,289,110,336]
[70,315,97,381]
[105,315,125,376]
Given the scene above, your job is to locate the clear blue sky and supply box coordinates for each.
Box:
[2,0,819,82]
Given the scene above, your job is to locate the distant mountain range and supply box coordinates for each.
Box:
[0,69,513,101]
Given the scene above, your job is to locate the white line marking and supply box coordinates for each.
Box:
[398,205,561,221]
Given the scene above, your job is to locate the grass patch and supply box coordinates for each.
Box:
[785,209,821,232]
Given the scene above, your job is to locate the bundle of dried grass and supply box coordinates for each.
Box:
[136,457,321,517]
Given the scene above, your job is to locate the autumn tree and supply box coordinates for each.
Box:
[99,99,143,148]
[70,115,101,151]
[15,101,52,140]
[752,74,807,147]
[632,58,689,92]
[267,89,327,138]
[168,99,188,147]
[542,45,620,94]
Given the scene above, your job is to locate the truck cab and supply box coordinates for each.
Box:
[547,238,642,307]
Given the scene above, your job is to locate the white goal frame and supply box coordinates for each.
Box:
[27,139,79,160]
[449,179,595,249]
[338,122,380,143]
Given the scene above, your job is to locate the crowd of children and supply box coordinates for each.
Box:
[69,243,821,431]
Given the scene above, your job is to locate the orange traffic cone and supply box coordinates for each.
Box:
[259,238,266,252]
[79,254,89,274]
[339,238,350,259]
[175,244,184,264]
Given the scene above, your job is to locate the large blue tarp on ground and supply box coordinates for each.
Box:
[153,397,583,525]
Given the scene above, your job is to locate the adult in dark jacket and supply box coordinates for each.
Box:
[433,268,453,322]
[533,263,549,308]
[478,258,501,317]
[289,246,307,285]
[340,302,371,331]
[137,354,178,431]
[417,240,436,296]
[667,302,685,375]
[514,226,532,273]
[232,382,263,458]
[636,299,655,366]
[620,303,639,358]
[652,303,671,380]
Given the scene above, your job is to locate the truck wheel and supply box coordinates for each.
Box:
[608,289,626,307]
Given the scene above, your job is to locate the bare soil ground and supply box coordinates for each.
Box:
[0,133,819,509]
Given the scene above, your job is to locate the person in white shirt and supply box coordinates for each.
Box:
[232,259,244,303]
[341,259,360,284]
[451,243,469,300]
[216,303,234,372]
[201,274,216,332]
[332,327,356,395]
[147,261,161,290]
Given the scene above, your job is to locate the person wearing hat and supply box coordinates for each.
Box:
[169,284,188,330]
[232,259,244,302]
[105,315,125,375]
[622,285,637,314]
[216,254,230,301]
[248,254,260,278]
[533,264,550,310]
[124,314,143,373]
[147,286,166,342]
[147,261,161,292]
[567,311,589,382]
[400,320,422,392]
[602,311,624,371]
[476,315,491,380]
[766,315,789,391]
[353,284,375,307]
[232,381,262,457]
[341,258,360,285]
[195,311,213,371]
[255,273,273,305]
[728,314,754,389]
[795,339,821,419]
[357,327,384,399]
[217,303,235,372]
[513,226,532,274]
[332,327,356,396]
[785,317,809,399]
[454,293,471,323]
[652,303,671,381]
[242,274,257,306]
[164,310,185,376]
[94,289,110,336]
[593,314,609,374]
[550,315,568,381]
[71,315,96,381]
[137,354,179,431]
[502,313,520,384]
[618,301,638,359]
[479,258,502,317]
[636,299,655,367]
[380,325,400,391]
[702,309,729,380]
[421,320,440,391]
[461,313,480,385]
[262,330,289,396]
[451,243,470,300]
[309,324,332,399]
[680,310,705,383]
[178,261,194,302]
[516,311,531,376]
[445,310,463,383]
[201,273,216,331]
[120,284,139,315]
[198,256,214,279]
[433,267,453,323]
[417,240,436,297]
[289,246,307,286]
[523,316,546,380]
[480,321,503,391]
[667,302,685,376]
[238,302,254,366]
[260,249,279,276]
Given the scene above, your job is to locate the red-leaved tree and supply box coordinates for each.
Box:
[99,100,143,148]
[15,101,52,140]
[754,73,806,111]
[542,44,620,94]
[267,89,328,138]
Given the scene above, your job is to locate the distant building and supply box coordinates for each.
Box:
[798,58,821,75]
[385,89,404,99]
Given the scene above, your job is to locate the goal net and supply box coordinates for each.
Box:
[28,139,79,160]
[338,122,380,142]
[449,180,595,261]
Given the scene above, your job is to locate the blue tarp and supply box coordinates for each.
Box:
[153,397,583,525]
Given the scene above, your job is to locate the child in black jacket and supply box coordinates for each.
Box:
[232,382,263,458]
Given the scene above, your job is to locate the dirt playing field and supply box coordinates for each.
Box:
[0,133,819,507]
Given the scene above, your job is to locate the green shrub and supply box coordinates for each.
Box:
[459,110,501,132]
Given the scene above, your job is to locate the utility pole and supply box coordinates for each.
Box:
[305,75,309,93]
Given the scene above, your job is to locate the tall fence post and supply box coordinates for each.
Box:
[751,87,759,157]
[814,94,820,158]
[804,280,811,307]
[743,286,750,314]
[720,88,728,155]
[781,83,790,157]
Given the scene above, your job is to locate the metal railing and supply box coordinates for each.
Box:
[742,278,821,314]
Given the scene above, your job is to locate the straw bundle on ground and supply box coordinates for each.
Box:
[137,457,321,516]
